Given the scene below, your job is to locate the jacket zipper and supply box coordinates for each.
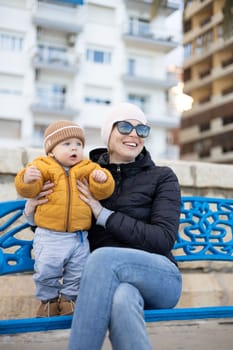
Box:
[116,165,121,193]
[65,167,71,231]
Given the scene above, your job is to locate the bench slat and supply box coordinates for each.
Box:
[1,306,233,335]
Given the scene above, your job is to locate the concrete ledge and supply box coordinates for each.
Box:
[178,273,224,308]
[2,148,233,201]
[0,275,37,319]
[1,272,232,319]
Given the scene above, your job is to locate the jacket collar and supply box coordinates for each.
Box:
[89,147,155,174]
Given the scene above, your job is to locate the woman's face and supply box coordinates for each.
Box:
[108,119,145,164]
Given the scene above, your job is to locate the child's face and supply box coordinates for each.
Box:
[51,137,84,167]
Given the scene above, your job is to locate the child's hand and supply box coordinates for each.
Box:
[23,166,42,184]
[91,169,107,183]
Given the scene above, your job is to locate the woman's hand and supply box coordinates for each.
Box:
[77,178,103,219]
[24,181,54,216]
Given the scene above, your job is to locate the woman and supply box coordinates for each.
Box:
[25,102,182,350]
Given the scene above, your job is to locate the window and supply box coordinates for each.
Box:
[128,58,136,76]
[0,32,23,52]
[199,122,210,132]
[223,115,233,126]
[199,95,211,104]
[217,24,223,39]
[196,30,213,54]
[84,97,111,105]
[199,139,211,158]
[38,45,67,64]
[127,94,147,111]
[33,124,47,147]
[84,85,112,106]
[184,68,191,82]
[0,87,21,95]
[129,17,151,37]
[184,20,191,33]
[86,49,112,64]
[184,43,192,58]
[222,85,233,96]
[36,84,66,109]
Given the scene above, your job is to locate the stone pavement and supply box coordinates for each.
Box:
[0,319,233,350]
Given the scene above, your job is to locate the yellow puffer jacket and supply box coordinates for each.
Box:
[15,156,115,232]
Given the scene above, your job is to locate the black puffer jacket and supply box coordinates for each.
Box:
[88,147,181,264]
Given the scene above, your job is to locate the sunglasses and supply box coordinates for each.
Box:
[115,121,150,138]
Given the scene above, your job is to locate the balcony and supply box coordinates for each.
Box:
[184,0,213,20]
[123,21,177,52]
[184,62,233,94]
[32,1,84,34]
[122,73,175,89]
[222,85,233,96]
[123,32,177,52]
[183,30,233,70]
[183,90,233,117]
[31,85,78,117]
[158,0,181,16]
[222,57,233,68]
[32,45,79,74]
[125,1,180,18]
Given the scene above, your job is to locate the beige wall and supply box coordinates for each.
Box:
[1,147,233,200]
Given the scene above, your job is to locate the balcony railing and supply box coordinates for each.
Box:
[222,86,233,96]
[123,73,176,89]
[199,69,211,79]
[221,57,233,68]
[32,45,79,73]
[31,86,78,116]
[123,31,177,52]
[124,20,177,47]
[199,95,211,104]
[32,1,84,33]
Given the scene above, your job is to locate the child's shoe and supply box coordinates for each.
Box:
[59,296,75,315]
[36,297,60,317]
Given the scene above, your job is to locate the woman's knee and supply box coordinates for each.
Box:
[112,283,144,315]
[83,247,118,279]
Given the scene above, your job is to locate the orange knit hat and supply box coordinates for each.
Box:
[44,120,85,154]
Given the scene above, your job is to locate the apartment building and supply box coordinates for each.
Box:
[181,0,233,164]
[0,0,181,160]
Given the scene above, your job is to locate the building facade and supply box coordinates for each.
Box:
[0,0,181,160]
[181,0,233,164]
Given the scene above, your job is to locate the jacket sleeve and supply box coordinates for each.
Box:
[14,162,44,198]
[105,167,181,254]
[89,164,115,201]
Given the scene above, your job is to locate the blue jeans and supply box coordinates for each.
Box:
[68,247,182,350]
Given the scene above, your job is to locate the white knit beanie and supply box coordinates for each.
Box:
[101,102,147,146]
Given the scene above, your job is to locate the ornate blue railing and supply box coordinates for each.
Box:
[1,196,233,276]
[174,197,233,261]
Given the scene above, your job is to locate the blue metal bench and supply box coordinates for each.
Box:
[1,196,233,334]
